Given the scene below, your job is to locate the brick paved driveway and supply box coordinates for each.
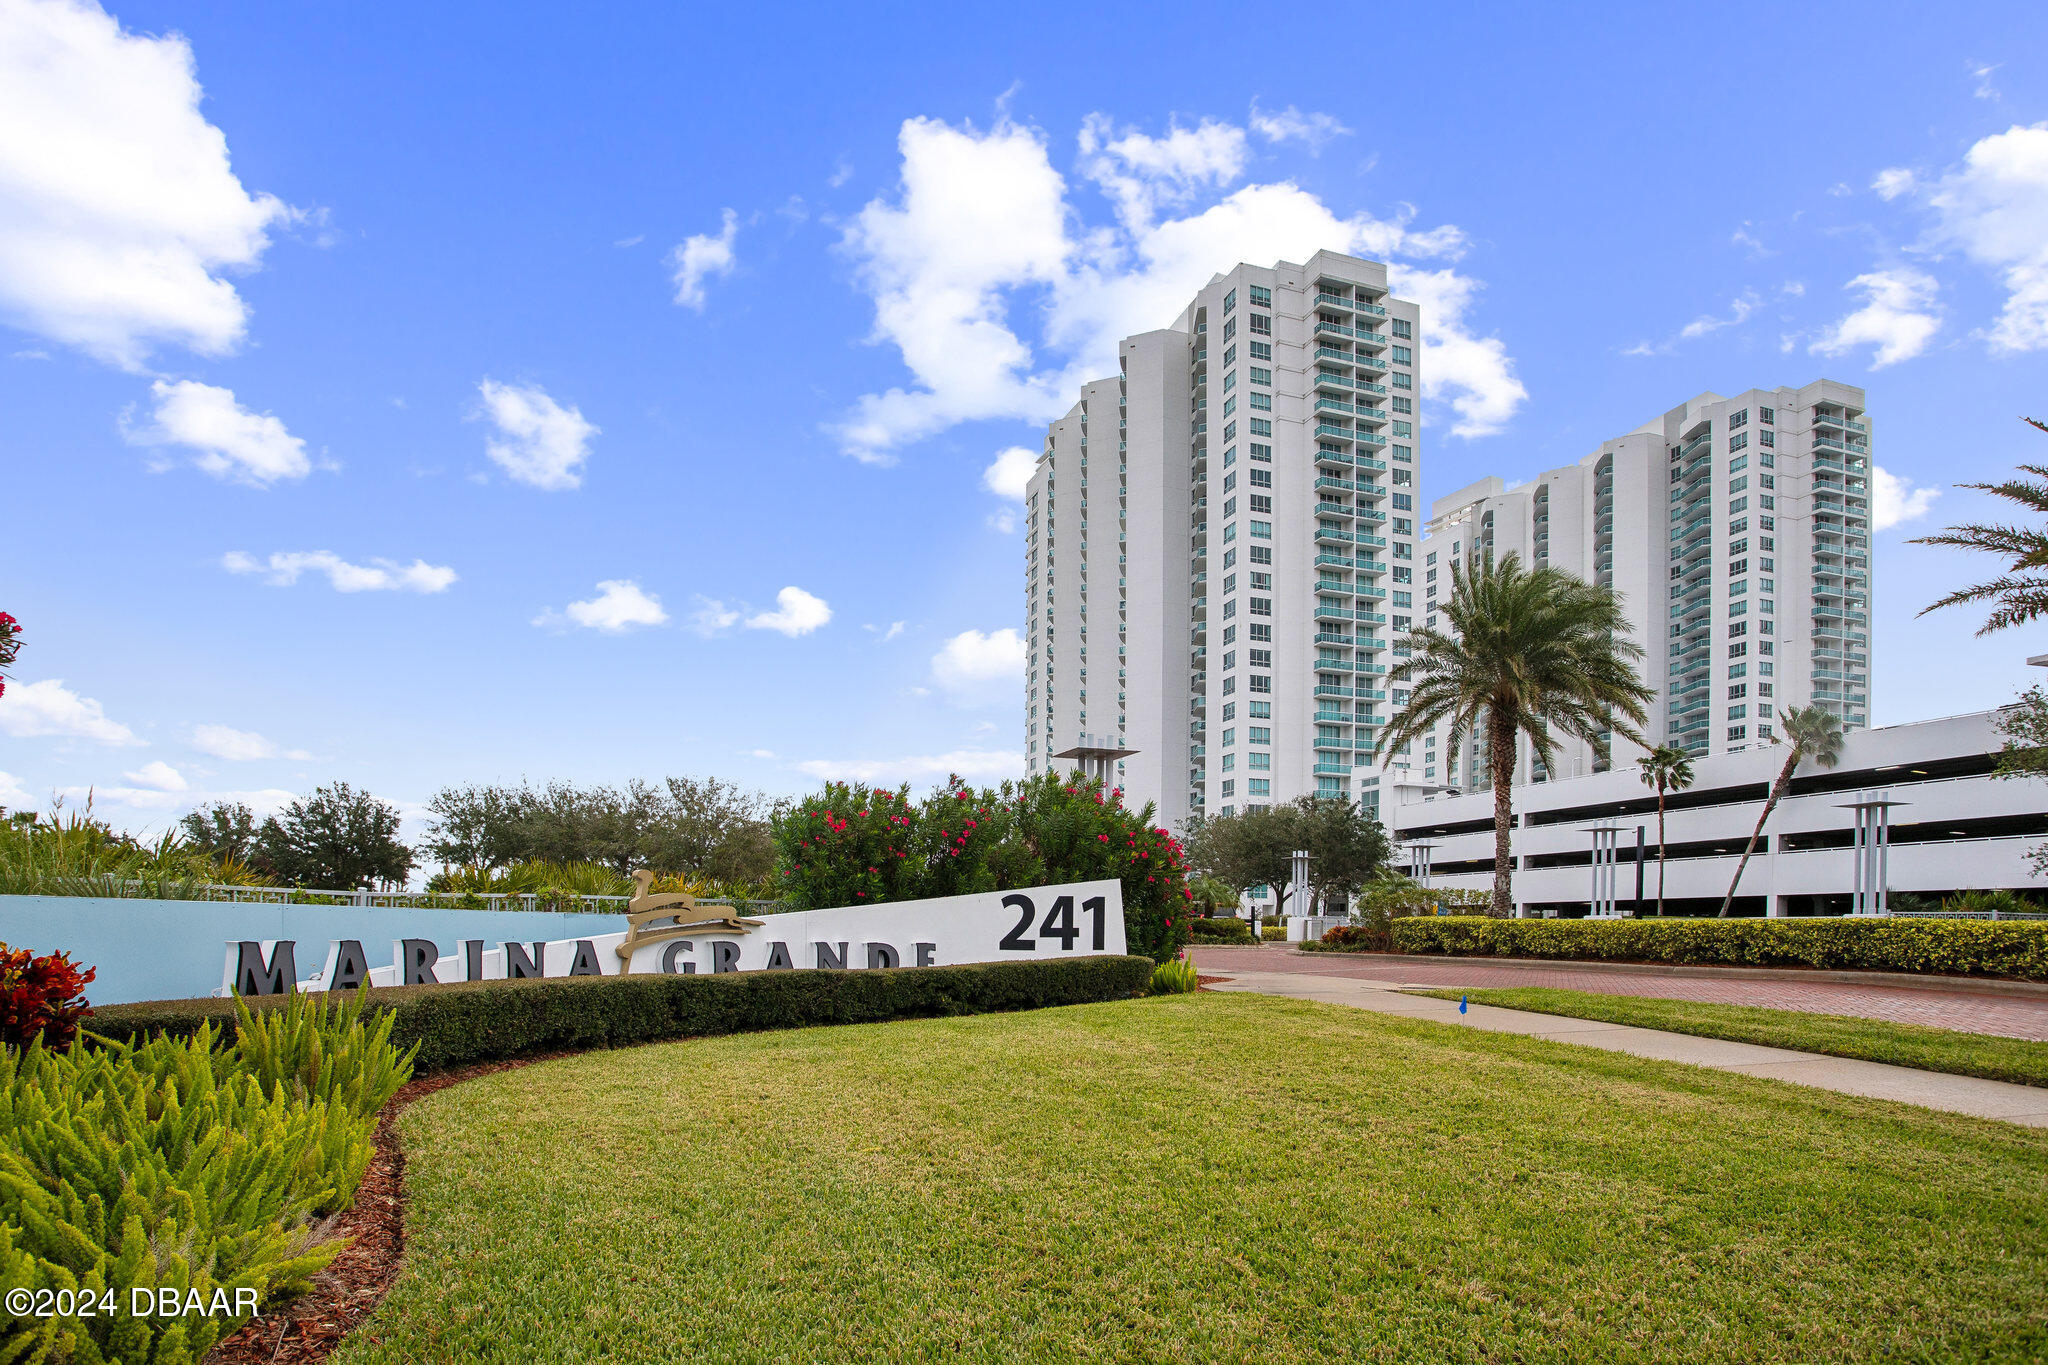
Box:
[1188,945,2048,1042]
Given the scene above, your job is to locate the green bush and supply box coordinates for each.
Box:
[2,994,412,1365]
[772,773,1193,962]
[1382,915,2048,981]
[1148,957,1199,995]
[88,956,1160,1074]
[1260,925,1289,943]
[1186,917,1253,945]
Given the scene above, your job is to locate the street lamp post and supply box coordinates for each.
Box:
[1834,791,1910,917]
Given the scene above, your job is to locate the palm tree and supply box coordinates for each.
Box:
[1911,417,2048,633]
[1376,553,1654,919]
[1187,874,1239,919]
[1635,744,1694,917]
[1717,705,1845,918]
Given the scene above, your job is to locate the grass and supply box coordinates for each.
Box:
[338,994,2048,1364]
[1408,986,2048,1089]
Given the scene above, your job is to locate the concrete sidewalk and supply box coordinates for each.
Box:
[1210,972,2048,1128]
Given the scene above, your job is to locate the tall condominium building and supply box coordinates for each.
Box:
[1024,249,1425,831]
[1399,380,1872,796]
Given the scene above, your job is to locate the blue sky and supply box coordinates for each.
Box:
[2,0,2046,839]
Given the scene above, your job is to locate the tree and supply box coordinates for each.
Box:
[1717,706,1844,918]
[1376,553,1654,919]
[1182,805,1305,926]
[179,801,265,866]
[419,783,528,869]
[0,610,20,702]
[1911,418,2048,634]
[639,776,776,883]
[1634,745,1695,917]
[1186,874,1240,917]
[419,776,776,881]
[1291,795,1392,914]
[260,782,416,889]
[1990,686,2048,874]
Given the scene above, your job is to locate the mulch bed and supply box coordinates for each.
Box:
[1196,974,1232,991]
[203,1054,564,1365]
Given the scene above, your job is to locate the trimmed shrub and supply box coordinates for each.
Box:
[1148,957,1199,995]
[1187,916,1253,945]
[1381,915,2048,981]
[0,944,94,1050]
[772,774,1192,962]
[2,994,411,1365]
[88,956,1160,1073]
[1260,925,1289,943]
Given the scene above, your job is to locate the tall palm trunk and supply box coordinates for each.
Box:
[1488,706,1517,918]
[1718,751,1797,918]
[1655,781,1667,917]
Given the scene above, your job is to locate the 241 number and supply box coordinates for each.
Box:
[999,893,1107,952]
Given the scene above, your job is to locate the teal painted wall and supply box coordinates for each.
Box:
[0,896,631,1005]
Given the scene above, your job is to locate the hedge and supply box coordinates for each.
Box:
[1376,916,2048,982]
[87,956,1158,1072]
[1187,917,1254,945]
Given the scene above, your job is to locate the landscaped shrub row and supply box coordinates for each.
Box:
[1186,917,1254,945]
[88,956,1160,1072]
[1364,915,2048,981]
[3,994,413,1365]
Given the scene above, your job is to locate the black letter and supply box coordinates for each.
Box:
[710,940,741,973]
[569,940,604,976]
[661,940,696,974]
[402,939,440,986]
[865,942,900,969]
[814,941,848,970]
[504,941,545,978]
[233,941,296,996]
[464,940,485,981]
[915,942,937,967]
[765,942,793,970]
[329,940,367,991]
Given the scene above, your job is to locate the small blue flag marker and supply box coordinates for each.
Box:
[1459,994,1468,1014]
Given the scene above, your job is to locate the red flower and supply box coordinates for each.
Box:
[1097,834,1109,842]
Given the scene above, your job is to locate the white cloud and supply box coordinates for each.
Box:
[121,759,186,791]
[668,208,739,310]
[1885,122,2048,354]
[828,158,854,189]
[793,749,1022,785]
[56,781,296,817]
[932,627,1025,704]
[986,509,1018,535]
[222,550,457,593]
[835,112,1517,460]
[1809,268,1941,368]
[690,597,741,636]
[477,379,597,490]
[0,678,142,746]
[983,445,1038,499]
[1247,104,1350,151]
[863,621,906,642]
[1971,61,2001,101]
[0,0,290,369]
[1731,224,1772,258]
[1872,168,1917,201]
[0,770,32,808]
[746,587,832,637]
[1627,291,1763,358]
[125,379,312,485]
[190,723,308,761]
[1872,465,1941,531]
[536,579,669,633]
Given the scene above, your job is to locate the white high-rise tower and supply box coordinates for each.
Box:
[1024,250,1425,831]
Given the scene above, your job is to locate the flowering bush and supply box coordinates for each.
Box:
[771,772,1192,962]
[0,944,95,1051]
[0,609,18,701]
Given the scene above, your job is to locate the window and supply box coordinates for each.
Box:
[1728,684,1748,700]
[1249,468,1272,488]
[1390,345,1413,365]
[1390,371,1412,390]
[1248,725,1271,744]
[1758,406,1774,424]
[1249,366,1272,386]
[1250,597,1272,616]
[1223,421,1236,442]
[1248,623,1271,641]
[1222,471,1236,493]
[1728,705,1748,720]
[1249,443,1272,463]
[1249,572,1272,590]
[1729,641,1747,659]
[1221,624,1235,644]
[1223,522,1236,542]
[1250,520,1272,539]
[1222,317,1236,342]
[1759,495,1774,510]
[1249,494,1272,514]
[1221,598,1236,618]
[1390,318,1411,339]
[1730,476,1748,493]
[1222,345,1236,367]
[1248,392,1271,411]
[1223,497,1237,517]
[1222,703,1235,721]
[1248,649,1272,668]
[1249,418,1272,436]
[1248,313,1271,335]
[1221,780,1235,798]
[1249,341,1272,361]
[1392,493,1413,511]
[1729,431,1748,452]
[1248,545,1272,565]
[1730,455,1748,473]
[1222,446,1236,467]
[1220,727,1234,747]
[1247,779,1271,796]
[1729,409,1749,429]
[1391,420,1413,438]
[1221,651,1236,670]
[1249,675,1271,693]
[1392,444,1413,462]
[1248,752,1271,770]
[1759,430,1775,448]
[1729,621,1747,638]
[1248,285,1271,307]
[1222,370,1236,392]
[1221,395,1235,418]
[1248,701,1271,718]
[1223,288,1236,313]
[1727,726,1747,741]
[1391,396,1413,414]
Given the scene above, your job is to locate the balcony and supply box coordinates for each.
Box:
[1315,631,1356,646]
[1316,501,1355,520]
[1313,761,1354,776]
[1313,319,1359,341]
[1314,397,1359,417]
[1315,525,1356,546]
[1314,733,1351,752]
[1314,553,1356,570]
[1315,476,1358,494]
[1314,292,1359,312]
[1315,448,1354,469]
[1314,604,1355,622]
[1313,684,1356,699]
[1313,710,1354,725]
[1313,423,1363,442]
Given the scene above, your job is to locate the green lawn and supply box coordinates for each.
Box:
[1408,986,2048,1088]
[339,994,2048,1364]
